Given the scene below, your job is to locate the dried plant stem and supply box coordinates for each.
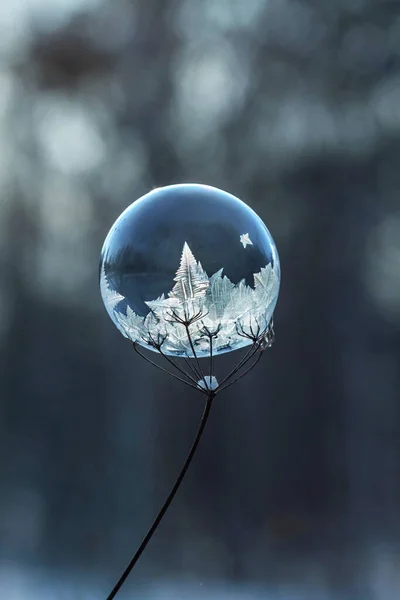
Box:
[105,393,214,600]
[106,319,274,598]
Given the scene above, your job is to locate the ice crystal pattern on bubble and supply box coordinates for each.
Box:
[240,233,253,248]
[101,242,279,357]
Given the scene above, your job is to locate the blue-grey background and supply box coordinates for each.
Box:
[1,1,400,598]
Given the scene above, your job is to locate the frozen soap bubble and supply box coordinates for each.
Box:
[99,183,280,357]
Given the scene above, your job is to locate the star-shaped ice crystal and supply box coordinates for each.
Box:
[240,233,253,248]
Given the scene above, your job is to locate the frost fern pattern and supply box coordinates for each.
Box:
[101,242,279,357]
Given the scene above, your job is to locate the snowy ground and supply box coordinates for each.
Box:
[0,563,331,600]
[1,557,400,600]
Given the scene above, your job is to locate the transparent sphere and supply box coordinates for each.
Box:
[100,184,280,357]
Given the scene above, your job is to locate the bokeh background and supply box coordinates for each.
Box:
[1,0,400,598]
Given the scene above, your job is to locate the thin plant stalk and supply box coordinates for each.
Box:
[106,318,274,598]
[105,393,214,600]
